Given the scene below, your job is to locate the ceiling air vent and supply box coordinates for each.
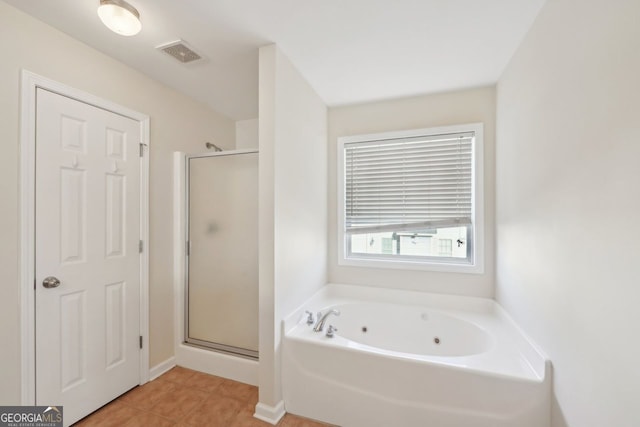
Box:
[157,40,202,64]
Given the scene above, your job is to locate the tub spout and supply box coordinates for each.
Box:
[313,309,340,332]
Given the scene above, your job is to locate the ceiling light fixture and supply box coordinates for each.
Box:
[97,0,142,36]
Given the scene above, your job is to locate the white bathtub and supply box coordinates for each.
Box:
[282,284,551,427]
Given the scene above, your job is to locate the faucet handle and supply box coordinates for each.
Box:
[304,310,315,325]
[326,325,338,338]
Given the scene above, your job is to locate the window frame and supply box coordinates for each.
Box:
[337,123,484,274]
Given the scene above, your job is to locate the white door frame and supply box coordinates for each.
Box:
[19,70,150,405]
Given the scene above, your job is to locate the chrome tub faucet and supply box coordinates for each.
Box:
[313,309,340,332]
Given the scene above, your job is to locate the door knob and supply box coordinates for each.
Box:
[42,276,61,288]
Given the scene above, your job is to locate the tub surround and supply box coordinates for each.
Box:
[283,284,551,427]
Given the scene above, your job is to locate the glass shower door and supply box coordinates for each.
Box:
[186,151,258,358]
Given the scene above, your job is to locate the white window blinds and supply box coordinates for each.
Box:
[344,131,474,234]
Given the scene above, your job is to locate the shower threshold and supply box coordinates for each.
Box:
[184,337,259,361]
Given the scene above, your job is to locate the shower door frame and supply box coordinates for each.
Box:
[184,149,259,360]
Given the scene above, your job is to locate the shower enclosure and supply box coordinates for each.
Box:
[185,150,258,359]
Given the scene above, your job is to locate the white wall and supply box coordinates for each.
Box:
[496,0,640,426]
[258,45,328,409]
[328,87,496,297]
[0,2,235,404]
[236,118,259,149]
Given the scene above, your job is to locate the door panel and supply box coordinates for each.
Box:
[59,291,85,391]
[59,168,86,263]
[105,281,126,369]
[106,173,126,257]
[35,89,141,426]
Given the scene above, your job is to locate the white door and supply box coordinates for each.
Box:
[35,88,141,426]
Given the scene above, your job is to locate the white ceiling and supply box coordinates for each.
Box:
[4,0,546,120]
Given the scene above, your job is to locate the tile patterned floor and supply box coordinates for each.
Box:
[73,366,331,427]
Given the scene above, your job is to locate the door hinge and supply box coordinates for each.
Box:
[139,240,143,253]
[186,241,190,256]
[139,143,145,157]
[139,336,143,349]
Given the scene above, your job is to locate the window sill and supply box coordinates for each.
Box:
[339,255,484,274]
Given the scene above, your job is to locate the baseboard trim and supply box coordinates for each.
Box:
[254,401,286,425]
[148,356,176,381]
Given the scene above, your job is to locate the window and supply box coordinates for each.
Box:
[338,123,484,273]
